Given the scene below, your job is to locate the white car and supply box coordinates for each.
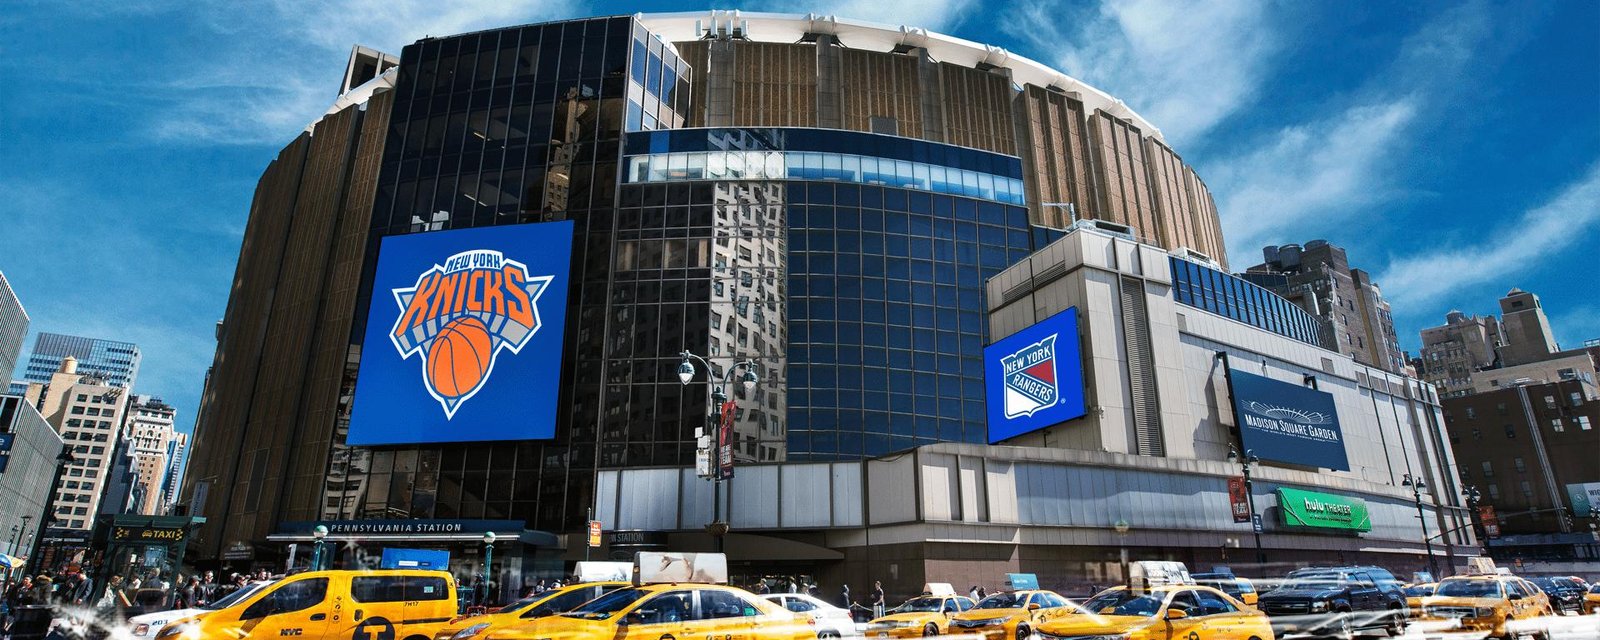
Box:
[764,592,860,639]
[126,580,273,639]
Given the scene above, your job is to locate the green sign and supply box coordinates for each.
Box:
[1567,482,1600,517]
[1277,487,1371,532]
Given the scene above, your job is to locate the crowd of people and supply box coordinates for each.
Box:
[0,567,271,630]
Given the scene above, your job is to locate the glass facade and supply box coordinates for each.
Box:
[21,332,140,389]
[326,17,651,532]
[1169,256,1328,347]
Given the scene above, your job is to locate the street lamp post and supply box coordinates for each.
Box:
[1113,519,1130,581]
[481,531,496,607]
[678,351,759,554]
[1228,445,1266,565]
[1462,486,1484,554]
[1404,473,1439,578]
[311,525,328,571]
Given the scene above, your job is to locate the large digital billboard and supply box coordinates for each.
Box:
[984,307,1087,444]
[347,220,573,445]
[1228,369,1349,471]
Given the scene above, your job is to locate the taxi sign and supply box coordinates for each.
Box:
[1006,573,1039,590]
[574,561,633,583]
[1129,561,1192,592]
[924,582,956,596]
[635,552,727,585]
[1466,557,1498,575]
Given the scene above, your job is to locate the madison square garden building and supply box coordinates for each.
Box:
[183,11,1476,595]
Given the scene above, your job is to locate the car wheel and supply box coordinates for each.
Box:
[1015,623,1031,640]
[1386,606,1406,636]
[1328,609,1353,640]
[819,632,841,639]
[923,623,939,637]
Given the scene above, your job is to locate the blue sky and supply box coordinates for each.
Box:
[2,0,1596,435]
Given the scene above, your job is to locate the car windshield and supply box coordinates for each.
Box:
[1590,584,1600,594]
[976,593,1027,609]
[1531,578,1560,590]
[203,581,272,610]
[897,597,946,613]
[562,587,649,620]
[506,590,558,612]
[1082,591,1164,618]
[1402,586,1433,597]
[1435,580,1503,598]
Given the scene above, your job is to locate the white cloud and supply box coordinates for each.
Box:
[806,0,979,31]
[1377,161,1600,308]
[1007,0,1278,145]
[154,0,586,145]
[1213,99,1417,260]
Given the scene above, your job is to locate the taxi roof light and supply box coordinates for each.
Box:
[1128,561,1193,593]
[633,552,728,586]
[924,582,957,596]
[1466,557,1498,576]
[574,561,633,583]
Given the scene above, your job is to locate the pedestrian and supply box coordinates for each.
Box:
[199,570,217,604]
[178,576,203,609]
[97,575,131,620]
[26,575,51,606]
[871,580,885,618]
[968,585,980,600]
[68,571,93,606]
[840,584,851,609]
[757,581,770,594]
[977,586,986,599]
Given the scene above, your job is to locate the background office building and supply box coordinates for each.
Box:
[21,332,141,390]
[0,395,67,565]
[24,357,129,531]
[0,272,26,385]
[182,11,1456,589]
[1243,240,1404,374]
[126,395,179,515]
[1418,288,1599,399]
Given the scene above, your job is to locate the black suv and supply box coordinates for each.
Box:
[1529,576,1585,614]
[1256,566,1407,638]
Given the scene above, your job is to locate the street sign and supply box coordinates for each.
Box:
[1251,514,1263,533]
[1228,476,1250,523]
[587,520,602,548]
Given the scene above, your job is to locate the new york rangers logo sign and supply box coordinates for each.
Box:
[389,249,552,419]
[1000,334,1060,418]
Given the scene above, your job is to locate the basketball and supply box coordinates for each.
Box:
[426,316,494,399]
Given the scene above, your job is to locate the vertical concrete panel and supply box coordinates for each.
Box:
[832,462,863,527]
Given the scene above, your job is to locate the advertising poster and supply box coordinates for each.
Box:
[717,400,736,480]
[984,307,1087,444]
[1566,482,1600,517]
[347,220,574,445]
[1228,476,1250,523]
[1227,369,1349,470]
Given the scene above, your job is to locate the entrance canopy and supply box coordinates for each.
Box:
[271,519,559,547]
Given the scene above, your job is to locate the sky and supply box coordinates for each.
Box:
[1,0,1596,436]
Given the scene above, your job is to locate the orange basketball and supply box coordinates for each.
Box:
[426,316,494,399]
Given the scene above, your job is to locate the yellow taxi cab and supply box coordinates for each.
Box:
[865,584,976,637]
[1416,574,1554,638]
[1584,581,1600,615]
[1402,582,1436,610]
[154,568,457,639]
[1036,585,1273,640]
[433,581,627,640]
[947,589,1078,640]
[485,552,811,640]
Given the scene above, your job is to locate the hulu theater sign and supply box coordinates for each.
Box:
[1278,487,1371,533]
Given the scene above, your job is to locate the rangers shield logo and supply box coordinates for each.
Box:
[1000,334,1059,419]
[389,249,552,419]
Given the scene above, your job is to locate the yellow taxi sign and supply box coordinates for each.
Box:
[1466,557,1498,575]
[574,561,633,583]
[924,582,956,596]
[634,552,727,585]
[1129,561,1192,592]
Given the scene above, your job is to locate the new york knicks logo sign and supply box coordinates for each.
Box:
[1000,334,1059,419]
[389,249,552,419]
